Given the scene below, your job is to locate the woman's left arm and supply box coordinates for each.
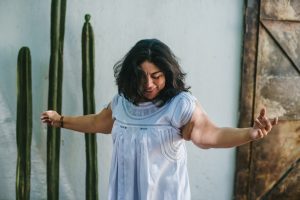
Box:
[181,102,278,149]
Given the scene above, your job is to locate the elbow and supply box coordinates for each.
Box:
[189,122,220,149]
[191,128,221,149]
[191,135,213,149]
[192,125,222,149]
[196,143,212,149]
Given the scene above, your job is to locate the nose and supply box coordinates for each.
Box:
[145,76,154,89]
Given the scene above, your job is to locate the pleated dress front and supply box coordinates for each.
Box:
[108,92,196,200]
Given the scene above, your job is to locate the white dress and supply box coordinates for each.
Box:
[109,92,196,200]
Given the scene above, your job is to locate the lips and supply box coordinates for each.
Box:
[145,90,154,93]
[143,89,158,100]
[144,88,155,93]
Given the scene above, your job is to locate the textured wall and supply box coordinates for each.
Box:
[0,0,243,199]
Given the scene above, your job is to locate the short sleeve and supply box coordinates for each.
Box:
[110,94,121,119]
[171,92,196,128]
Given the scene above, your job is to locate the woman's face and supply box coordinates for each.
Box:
[140,60,166,100]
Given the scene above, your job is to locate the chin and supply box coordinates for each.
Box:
[144,94,158,101]
[144,96,155,101]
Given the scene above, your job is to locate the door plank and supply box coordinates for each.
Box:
[255,23,300,119]
[262,158,300,200]
[261,0,300,21]
[261,19,300,73]
[234,1,260,199]
[249,121,300,199]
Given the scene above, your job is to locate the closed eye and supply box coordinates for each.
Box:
[151,72,164,79]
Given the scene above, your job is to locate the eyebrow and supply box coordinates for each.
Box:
[150,71,163,76]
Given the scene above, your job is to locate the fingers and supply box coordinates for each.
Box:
[40,115,51,124]
[40,111,50,123]
[254,118,265,129]
[255,116,272,131]
[272,117,278,125]
[257,129,264,138]
[259,107,266,118]
[40,110,59,126]
[252,107,279,140]
[263,116,272,132]
[257,107,279,130]
[253,107,279,139]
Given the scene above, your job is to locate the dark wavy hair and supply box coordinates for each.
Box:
[113,39,190,106]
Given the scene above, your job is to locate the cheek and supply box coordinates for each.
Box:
[158,79,166,90]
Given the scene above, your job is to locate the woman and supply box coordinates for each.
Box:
[41,39,278,200]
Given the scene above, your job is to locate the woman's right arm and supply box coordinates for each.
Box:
[41,106,114,134]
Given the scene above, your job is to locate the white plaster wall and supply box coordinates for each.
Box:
[0,0,244,199]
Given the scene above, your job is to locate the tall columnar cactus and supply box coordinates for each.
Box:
[16,47,32,200]
[47,0,67,199]
[82,14,98,200]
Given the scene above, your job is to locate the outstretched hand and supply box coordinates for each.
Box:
[40,110,61,127]
[250,108,278,140]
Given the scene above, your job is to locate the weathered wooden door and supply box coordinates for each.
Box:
[235,0,300,199]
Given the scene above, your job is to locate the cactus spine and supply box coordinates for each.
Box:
[82,14,98,200]
[47,0,67,199]
[16,47,32,200]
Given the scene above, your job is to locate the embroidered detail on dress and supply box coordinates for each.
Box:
[123,98,161,119]
[120,125,127,129]
[159,129,185,162]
